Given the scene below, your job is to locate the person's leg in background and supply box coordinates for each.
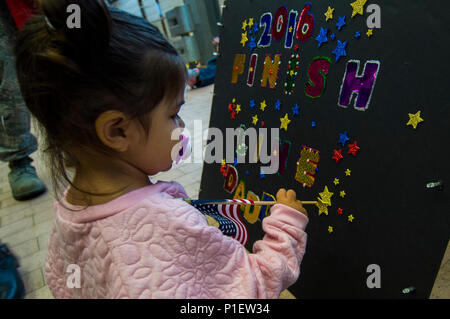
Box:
[0,1,46,201]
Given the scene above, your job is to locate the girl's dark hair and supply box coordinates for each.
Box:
[13,0,187,210]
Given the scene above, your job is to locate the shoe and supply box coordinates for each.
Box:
[8,156,47,201]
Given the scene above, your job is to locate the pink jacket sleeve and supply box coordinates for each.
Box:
[177,202,309,298]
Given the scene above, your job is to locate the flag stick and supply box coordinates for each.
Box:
[182,198,317,205]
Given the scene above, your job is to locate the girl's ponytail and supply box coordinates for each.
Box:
[39,0,112,70]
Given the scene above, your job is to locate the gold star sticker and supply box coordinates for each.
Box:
[242,20,247,31]
[316,198,329,216]
[340,190,346,198]
[289,26,293,33]
[240,31,248,47]
[350,0,367,18]
[324,6,335,21]
[221,158,226,166]
[260,100,267,111]
[407,110,424,129]
[235,104,241,114]
[345,169,351,176]
[248,18,254,29]
[328,226,334,234]
[319,186,333,206]
[348,214,355,222]
[232,98,236,103]
[252,114,258,125]
[333,178,340,186]
[366,28,373,37]
[280,113,291,131]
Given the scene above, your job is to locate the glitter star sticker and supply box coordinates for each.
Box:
[248,18,254,29]
[252,114,258,125]
[292,104,300,116]
[337,208,343,215]
[324,6,335,21]
[338,131,350,146]
[336,16,346,31]
[249,99,256,109]
[235,104,241,114]
[333,178,340,186]
[240,31,248,47]
[275,99,281,111]
[350,0,368,18]
[345,168,351,176]
[315,27,328,48]
[332,149,344,163]
[316,198,329,216]
[260,100,267,111]
[366,28,373,37]
[348,214,355,222]
[332,40,347,62]
[328,226,334,234]
[280,113,291,131]
[242,19,248,31]
[319,186,334,206]
[340,190,346,198]
[407,110,424,129]
[348,141,360,156]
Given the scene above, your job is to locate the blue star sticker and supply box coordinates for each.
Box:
[338,131,350,146]
[330,33,336,40]
[332,40,347,62]
[275,99,281,110]
[249,99,255,109]
[234,157,238,166]
[315,27,328,48]
[248,36,257,51]
[311,121,316,128]
[354,31,361,39]
[292,104,300,116]
[252,24,259,33]
[336,16,346,31]
[260,172,265,179]
[245,170,250,175]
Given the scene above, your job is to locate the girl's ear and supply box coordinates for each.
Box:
[95,110,133,152]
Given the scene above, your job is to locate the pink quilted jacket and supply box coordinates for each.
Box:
[45,180,308,298]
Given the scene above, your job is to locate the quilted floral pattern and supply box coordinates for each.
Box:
[45,181,308,298]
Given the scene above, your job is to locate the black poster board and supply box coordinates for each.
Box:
[198,0,449,298]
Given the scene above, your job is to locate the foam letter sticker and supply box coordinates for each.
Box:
[259,192,276,221]
[275,137,292,176]
[224,164,238,193]
[244,191,261,224]
[272,6,288,42]
[285,10,298,48]
[338,59,380,111]
[257,12,272,47]
[284,53,300,95]
[305,56,332,99]
[233,180,247,213]
[231,54,246,84]
[261,54,281,89]
[247,53,258,87]
[295,145,320,188]
[296,3,315,43]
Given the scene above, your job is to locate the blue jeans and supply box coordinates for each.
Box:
[0,4,37,163]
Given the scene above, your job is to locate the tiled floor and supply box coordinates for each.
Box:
[0,84,448,299]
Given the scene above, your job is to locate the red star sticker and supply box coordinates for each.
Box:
[228,103,235,112]
[337,208,343,215]
[348,141,360,156]
[261,121,265,127]
[294,44,299,51]
[230,110,236,119]
[332,149,343,163]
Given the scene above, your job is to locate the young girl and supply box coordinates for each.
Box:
[14,0,309,298]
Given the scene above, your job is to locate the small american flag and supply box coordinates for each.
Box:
[189,199,251,246]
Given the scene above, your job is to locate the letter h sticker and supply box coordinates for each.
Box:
[338,60,380,111]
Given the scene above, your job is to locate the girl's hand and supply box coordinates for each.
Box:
[276,188,308,217]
